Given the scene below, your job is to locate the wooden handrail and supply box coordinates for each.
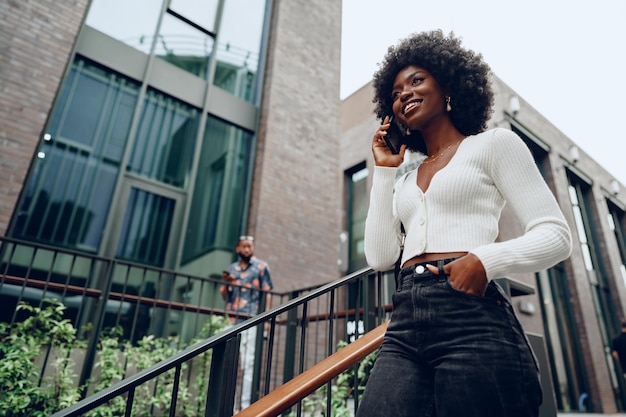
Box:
[234,321,389,417]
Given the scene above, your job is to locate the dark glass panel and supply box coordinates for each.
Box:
[115,188,174,267]
[11,59,139,252]
[182,117,253,262]
[347,166,369,272]
[128,89,199,188]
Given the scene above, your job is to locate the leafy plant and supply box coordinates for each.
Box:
[86,317,228,417]
[0,299,78,417]
[86,329,126,417]
[0,300,229,417]
[0,300,373,417]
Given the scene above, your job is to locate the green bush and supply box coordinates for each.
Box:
[0,300,79,417]
[0,300,375,417]
[0,300,228,417]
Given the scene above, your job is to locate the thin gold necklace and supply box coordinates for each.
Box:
[421,141,461,164]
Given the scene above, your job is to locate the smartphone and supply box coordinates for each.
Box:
[382,116,402,155]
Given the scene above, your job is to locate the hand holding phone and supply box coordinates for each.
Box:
[381,116,402,155]
[222,270,235,282]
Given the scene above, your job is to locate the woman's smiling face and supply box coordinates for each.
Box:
[391,65,447,132]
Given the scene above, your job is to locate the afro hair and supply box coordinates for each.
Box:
[372,30,494,153]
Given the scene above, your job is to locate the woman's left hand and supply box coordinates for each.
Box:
[427,254,488,297]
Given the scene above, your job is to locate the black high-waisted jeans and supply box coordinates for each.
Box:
[356,262,542,417]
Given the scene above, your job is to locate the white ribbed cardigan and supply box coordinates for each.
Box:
[364,128,572,280]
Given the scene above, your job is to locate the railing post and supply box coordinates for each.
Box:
[251,289,270,404]
[205,335,240,417]
[363,273,377,333]
[77,260,115,394]
[152,271,174,338]
[281,291,299,407]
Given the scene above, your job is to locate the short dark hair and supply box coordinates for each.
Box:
[372,30,494,154]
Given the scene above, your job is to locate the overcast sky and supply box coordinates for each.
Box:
[341,0,626,185]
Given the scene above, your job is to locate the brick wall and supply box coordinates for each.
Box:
[0,0,88,235]
[250,0,343,291]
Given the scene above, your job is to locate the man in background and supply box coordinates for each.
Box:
[220,235,273,410]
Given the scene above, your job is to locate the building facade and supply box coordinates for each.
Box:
[340,78,626,413]
[0,0,342,295]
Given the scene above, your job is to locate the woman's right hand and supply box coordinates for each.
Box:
[373,116,406,167]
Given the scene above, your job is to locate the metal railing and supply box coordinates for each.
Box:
[0,235,395,416]
[0,236,284,391]
[48,267,392,416]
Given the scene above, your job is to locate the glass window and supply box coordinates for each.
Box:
[11,59,139,252]
[155,12,215,80]
[536,266,589,411]
[213,0,266,101]
[567,174,622,410]
[346,164,369,272]
[128,88,200,188]
[85,0,162,55]
[608,203,626,289]
[182,117,253,263]
[607,202,626,408]
[344,165,370,337]
[168,0,219,33]
[115,188,175,267]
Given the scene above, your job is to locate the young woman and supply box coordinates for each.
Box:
[358,30,572,417]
